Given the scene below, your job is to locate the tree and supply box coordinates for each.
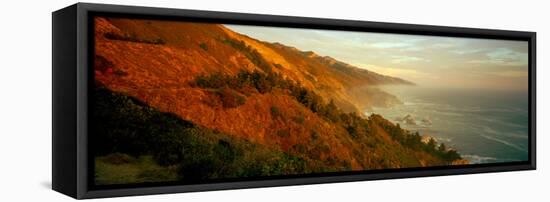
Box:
[438,143,447,153]
[323,99,341,122]
[427,138,437,151]
[406,132,422,149]
[255,75,272,93]
[445,150,461,161]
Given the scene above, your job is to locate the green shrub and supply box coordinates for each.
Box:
[293,115,305,124]
[321,100,341,122]
[270,106,282,118]
[217,87,246,108]
[340,112,370,138]
[310,130,319,141]
[199,42,208,51]
[307,148,322,160]
[276,129,290,138]
[292,144,307,154]
[195,73,230,89]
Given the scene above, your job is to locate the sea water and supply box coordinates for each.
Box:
[366,86,529,164]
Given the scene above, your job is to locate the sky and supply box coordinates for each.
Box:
[226,24,529,90]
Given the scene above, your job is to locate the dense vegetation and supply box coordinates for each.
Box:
[93,87,327,184]
[374,115,461,162]
[194,38,463,162]
[194,69,462,162]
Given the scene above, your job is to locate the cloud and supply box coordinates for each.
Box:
[467,48,528,67]
[451,49,485,55]
[430,43,457,49]
[400,46,425,52]
[487,48,528,62]
[370,42,412,48]
[467,59,525,67]
[390,55,431,64]
[354,63,430,80]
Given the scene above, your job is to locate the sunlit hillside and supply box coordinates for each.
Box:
[92,17,465,185]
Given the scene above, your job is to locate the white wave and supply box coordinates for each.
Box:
[481,126,527,139]
[481,126,498,135]
[480,134,526,152]
[446,106,522,113]
[434,137,452,143]
[462,154,498,164]
[434,110,464,117]
[485,107,527,113]
[478,116,527,129]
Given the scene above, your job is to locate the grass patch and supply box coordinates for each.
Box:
[95,154,178,185]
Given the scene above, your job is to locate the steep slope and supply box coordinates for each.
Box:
[93,17,465,184]
[219,28,413,112]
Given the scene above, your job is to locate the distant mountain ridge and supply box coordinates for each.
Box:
[274,42,414,86]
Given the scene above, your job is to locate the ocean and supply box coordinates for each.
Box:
[366,86,529,164]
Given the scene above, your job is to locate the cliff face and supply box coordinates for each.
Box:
[93,17,462,176]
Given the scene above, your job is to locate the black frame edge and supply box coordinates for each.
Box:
[55,2,536,199]
[530,32,536,170]
[52,3,78,199]
[77,2,534,39]
[76,3,91,199]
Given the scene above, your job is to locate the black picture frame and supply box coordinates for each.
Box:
[52,2,536,199]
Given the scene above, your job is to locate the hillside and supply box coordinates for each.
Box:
[220,28,413,112]
[92,17,465,185]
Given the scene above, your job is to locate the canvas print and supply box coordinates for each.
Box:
[92,17,529,186]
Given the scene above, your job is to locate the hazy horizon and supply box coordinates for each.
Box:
[226,24,529,91]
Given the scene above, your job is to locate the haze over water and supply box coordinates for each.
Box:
[367,86,529,164]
